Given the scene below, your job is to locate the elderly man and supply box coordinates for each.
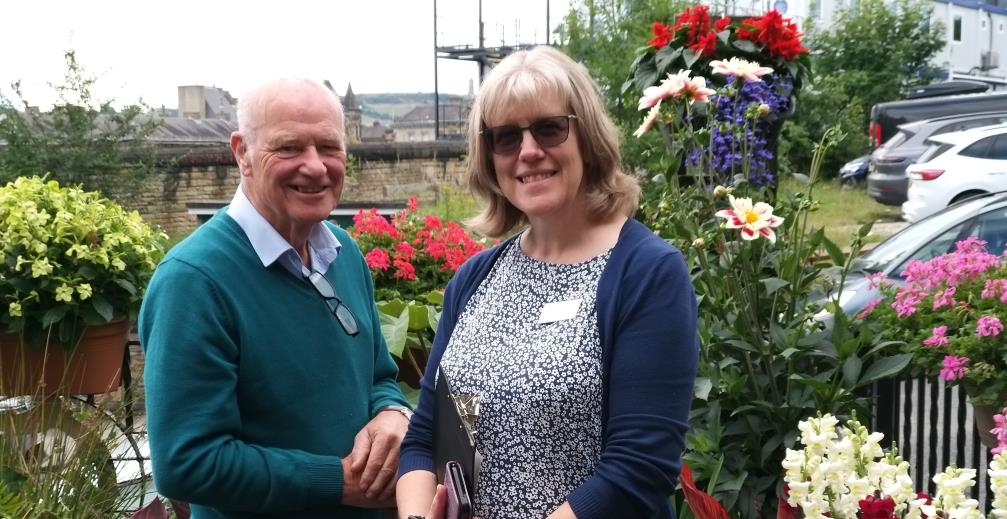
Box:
[139,79,411,519]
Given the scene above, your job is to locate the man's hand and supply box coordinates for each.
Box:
[341,456,394,508]
[348,409,410,501]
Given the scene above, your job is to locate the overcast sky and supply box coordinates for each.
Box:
[0,0,572,110]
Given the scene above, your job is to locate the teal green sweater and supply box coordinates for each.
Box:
[139,212,407,518]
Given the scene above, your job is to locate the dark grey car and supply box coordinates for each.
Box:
[867,112,1007,205]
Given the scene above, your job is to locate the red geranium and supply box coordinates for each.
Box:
[349,196,489,301]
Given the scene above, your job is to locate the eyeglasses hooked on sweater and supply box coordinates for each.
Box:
[306,271,360,336]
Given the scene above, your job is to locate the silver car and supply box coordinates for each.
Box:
[867,112,1007,206]
[835,192,1007,316]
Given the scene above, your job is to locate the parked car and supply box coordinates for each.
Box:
[902,123,1007,222]
[867,112,1007,205]
[839,154,870,186]
[832,192,1007,316]
[869,90,1007,148]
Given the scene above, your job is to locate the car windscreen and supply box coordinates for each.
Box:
[855,201,983,273]
[879,130,910,151]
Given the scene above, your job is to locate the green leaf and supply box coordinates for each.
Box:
[682,48,702,69]
[377,299,406,317]
[732,39,759,53]
[41,306,70,328]
[113,278,137,296]
[857,353,913,387]
[694,377,713,400]
[427,306,441,335]
[407,303,432,331]
[655,46,682,74]
[760,277,789,296]
[725,339,758,352]
[821,236,845,265]
[423,290,444,306]
[91,293,114,322]
[842,356,863,387]
[379,307,410,358]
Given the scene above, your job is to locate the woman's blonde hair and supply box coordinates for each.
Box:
[466,46,640,238]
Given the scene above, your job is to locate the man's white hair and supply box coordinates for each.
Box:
[235,78,345,146]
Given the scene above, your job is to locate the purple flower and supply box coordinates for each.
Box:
[976,315,1003,337]
[922,326,949,347]
[939,355,969,381]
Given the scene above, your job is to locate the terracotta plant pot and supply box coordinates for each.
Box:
[0,319,130,396]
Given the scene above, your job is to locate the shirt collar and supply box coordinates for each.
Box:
[226,186,342,278]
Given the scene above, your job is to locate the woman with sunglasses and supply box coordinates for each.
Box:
[396,46,698,519]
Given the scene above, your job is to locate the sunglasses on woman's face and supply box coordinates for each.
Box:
[306,271,360,336]
[480,115,577,155]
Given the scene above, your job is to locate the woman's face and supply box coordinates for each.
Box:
[487,93,585,224]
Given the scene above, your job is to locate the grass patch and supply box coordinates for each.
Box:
[783,178,902,249]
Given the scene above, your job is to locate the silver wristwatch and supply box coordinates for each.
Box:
[381,405,414,421]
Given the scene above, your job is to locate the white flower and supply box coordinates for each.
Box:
[633,103,663,138]
[710,57,774,81]
[715,195,785,243]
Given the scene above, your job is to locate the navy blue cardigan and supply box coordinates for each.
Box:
[398,218,699,519]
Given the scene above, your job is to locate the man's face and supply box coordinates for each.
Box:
[231,84,347,243]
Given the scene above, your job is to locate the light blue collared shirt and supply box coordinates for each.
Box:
[226,186,342,278]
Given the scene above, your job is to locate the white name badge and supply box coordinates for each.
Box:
[538,299,582,324]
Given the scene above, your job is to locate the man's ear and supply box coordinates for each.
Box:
[230,131,251,177]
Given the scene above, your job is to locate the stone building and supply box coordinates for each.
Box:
[392,96,472,142]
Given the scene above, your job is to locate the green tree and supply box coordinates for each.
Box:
[783,0,944,174]
[557,0,690,172]
[0,50,163,204]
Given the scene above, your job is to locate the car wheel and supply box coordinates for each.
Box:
[949,191,987,205]
[840,177,860,189]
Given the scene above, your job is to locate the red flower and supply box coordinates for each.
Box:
[714,16,731,32]
[690,32,718,57]
[394,241,416,261]
[649,22,674,48]
[393,257,416,281]
[858,494,897,519]
[406,195,419,211]
[678,464,730,519]
[364,248,391,271]
[424,214,442,230]
[737,10,808,60]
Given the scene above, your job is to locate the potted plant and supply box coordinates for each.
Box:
[865,236,1007,447]
[0,176,165,394]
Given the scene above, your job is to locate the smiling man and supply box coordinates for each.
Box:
[139,79,411,519]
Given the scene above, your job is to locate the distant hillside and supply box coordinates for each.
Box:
[357,93,434,123]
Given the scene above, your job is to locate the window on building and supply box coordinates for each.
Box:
[953,14,963,42]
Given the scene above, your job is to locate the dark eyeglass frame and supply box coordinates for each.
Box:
[306,271,360,336]
[480,114,577,155]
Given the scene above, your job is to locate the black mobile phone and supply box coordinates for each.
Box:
[445,460,473,519]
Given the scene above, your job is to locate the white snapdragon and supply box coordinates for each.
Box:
[930,467,977,512]
[990,452,1007,518]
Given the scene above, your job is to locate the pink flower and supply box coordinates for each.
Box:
[714,195,784,243]
[637,70,715,111]
[939,355,969,381]
[992,407,1007,455]
[976,315,1003,337]
[923,326,949,347]
[932,286,957,310]
[406,195,419,211]
[866,272,889,290]
[856,298,882,320]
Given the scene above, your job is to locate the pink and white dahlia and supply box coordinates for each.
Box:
[714,194,784,243]
[710,57,774,82]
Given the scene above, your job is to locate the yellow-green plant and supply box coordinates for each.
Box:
[0,176,166,348]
